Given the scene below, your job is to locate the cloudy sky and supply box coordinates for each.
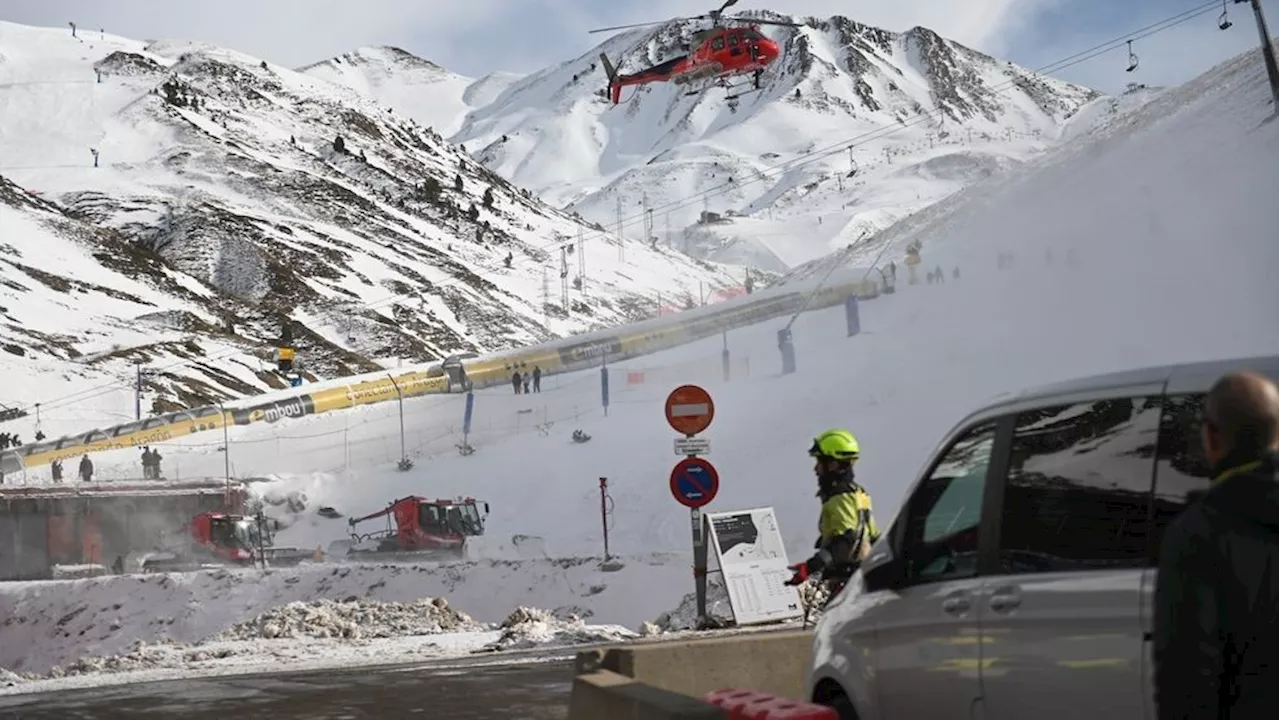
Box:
[2,0,1275,93]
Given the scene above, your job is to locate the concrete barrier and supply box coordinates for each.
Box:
[574,630,814,701]
[568,670,728,719]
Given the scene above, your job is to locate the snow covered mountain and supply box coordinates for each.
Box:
[447,13,1103,271]
[299,46,523,137]
[0,21,739,424]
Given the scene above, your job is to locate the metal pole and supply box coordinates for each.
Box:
[600,477,610,561]
[135,363,142,420]
[692,507,707,625]
[1241,0,1280,107]
[600,355,610,418]
[387,373,407,467]
[218,402,231,500]
[721,331,730,382]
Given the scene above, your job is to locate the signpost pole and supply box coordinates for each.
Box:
[665,385,718,629]
[692,504,707,623]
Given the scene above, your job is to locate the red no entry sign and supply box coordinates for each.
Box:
[665,384,715,436]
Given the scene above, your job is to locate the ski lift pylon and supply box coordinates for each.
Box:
[1125,40,1139,73]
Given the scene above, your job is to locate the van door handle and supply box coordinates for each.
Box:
[942,592,971,615]
[989,586,1022,612]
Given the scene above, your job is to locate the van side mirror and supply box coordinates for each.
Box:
[863,555,904,592]
[484,502,490,515]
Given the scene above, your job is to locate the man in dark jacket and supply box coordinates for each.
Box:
[1154,370,1277,720]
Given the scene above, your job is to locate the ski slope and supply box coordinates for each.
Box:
[0,48,1274,689]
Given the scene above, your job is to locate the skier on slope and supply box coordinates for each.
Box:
[785,429,880,599]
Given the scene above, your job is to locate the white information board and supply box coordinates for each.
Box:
[704,507,804,626]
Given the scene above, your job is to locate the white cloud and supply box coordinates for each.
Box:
[1,0,1268,91]
[4,0,1045,75]
[1,0,505,70]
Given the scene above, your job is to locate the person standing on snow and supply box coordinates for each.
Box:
[1154,371,1277,720]
[785,429,879,597]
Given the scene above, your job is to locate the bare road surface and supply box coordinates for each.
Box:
[0,653,574,719]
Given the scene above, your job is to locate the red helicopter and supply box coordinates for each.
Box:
[591,0,800,105]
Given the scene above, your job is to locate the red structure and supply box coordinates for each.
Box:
[704,689,838,719]
[0,480,247,581]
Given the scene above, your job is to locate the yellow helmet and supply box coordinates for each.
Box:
[809,429,860,461]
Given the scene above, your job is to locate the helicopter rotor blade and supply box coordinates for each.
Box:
[743,17,804,28]
[588,19,671,34]
[727,14,803,28]
[588,12,711,34]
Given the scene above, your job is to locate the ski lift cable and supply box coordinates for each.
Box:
[14,1,1224,416]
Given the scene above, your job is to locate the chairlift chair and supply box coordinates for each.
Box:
[1125,40,1139,73]
[1218,0,1233,30]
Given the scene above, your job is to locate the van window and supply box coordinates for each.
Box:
[998,397,1161,573]
[900,422,997,585]
[1150,393,1211,560]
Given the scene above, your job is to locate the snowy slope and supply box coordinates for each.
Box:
[0,175,279,434]
[784,48,1274,284]
[1056,81,1163,144]
[298,47,523,137]
[450,13,1102,271]
[0,47,1272,690]
[0,21,738,424]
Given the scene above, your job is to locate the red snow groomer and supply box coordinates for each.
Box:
[141,511,313,572]
[331,496,489,562]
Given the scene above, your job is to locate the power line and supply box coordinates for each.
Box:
[8,1,1225,417]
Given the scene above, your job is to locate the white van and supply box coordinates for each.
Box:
[807,354,1278,719]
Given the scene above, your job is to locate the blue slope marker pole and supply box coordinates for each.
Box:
[845,294,861,337]
[601,358,610,418]
[721,331,731,382]
[462,391,475,446]
[777,327,796,375]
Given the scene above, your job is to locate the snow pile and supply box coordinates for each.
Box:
[487,606,638,650]
[6,631,494,688]
[0,555,691,677]
[215,596,476,641]
[647,576,734,633]
[44,639,243,679]
[0,593,640,692]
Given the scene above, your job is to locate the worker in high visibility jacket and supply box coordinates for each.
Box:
[275,345,296,374]
[786,429,880,589]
